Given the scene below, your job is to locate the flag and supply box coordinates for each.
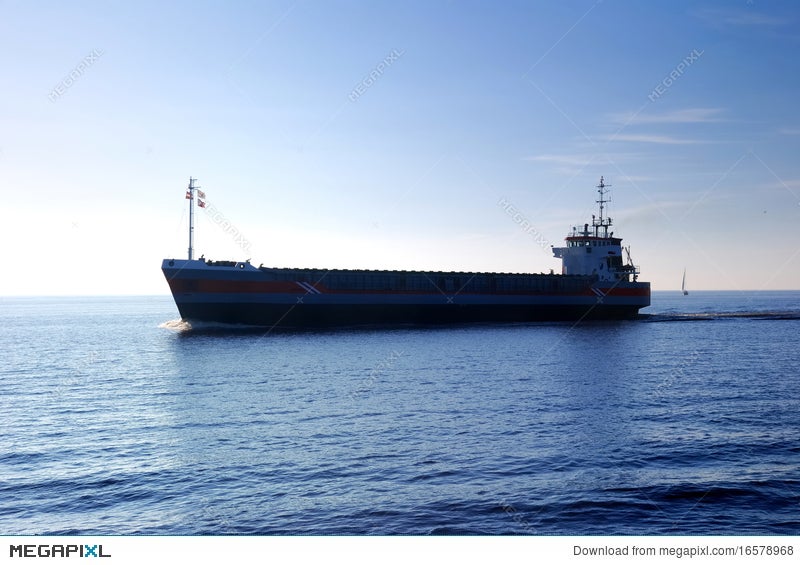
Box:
[198,199,206,208]
[197,189,206,199]
[185,190,192,199]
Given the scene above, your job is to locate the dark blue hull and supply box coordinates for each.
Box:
[162,259,650,328]
[173,301,644,328]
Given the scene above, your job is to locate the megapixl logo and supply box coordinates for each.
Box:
[9,544,111,558]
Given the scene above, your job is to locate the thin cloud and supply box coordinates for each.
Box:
[618,199,695,217]
[607,108,725,126]
[603,134,703,145]
[758,178,800,198]
[614,174,653,183]
[617,195,730,224]
[718,12,789,27]
[761,179,800,188]
[523,152,638,167]
[694,8,791,28]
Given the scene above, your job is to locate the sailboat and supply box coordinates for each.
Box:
[682,269,688,296]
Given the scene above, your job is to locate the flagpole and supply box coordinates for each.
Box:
[187,177,195,260]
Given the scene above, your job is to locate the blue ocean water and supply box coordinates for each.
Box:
[0,291,798,535]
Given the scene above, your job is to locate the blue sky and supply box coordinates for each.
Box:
[1,0,799,295]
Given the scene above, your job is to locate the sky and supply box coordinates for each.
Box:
[1,0,799,295]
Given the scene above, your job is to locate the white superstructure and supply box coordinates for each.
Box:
[552,177,640,282]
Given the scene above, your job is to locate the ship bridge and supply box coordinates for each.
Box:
[552,177,640,282]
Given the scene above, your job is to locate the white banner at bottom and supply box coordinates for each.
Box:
[3,536,797,565]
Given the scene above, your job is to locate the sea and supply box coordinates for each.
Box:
[1,291,798,536]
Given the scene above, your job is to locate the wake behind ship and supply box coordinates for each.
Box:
[162,177,650,328]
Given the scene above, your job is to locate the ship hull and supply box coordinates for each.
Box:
[171,301,643,327]
[162,259,650,328]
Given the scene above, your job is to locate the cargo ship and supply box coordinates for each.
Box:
[162,177,650,328]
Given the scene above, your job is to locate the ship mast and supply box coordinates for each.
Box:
[593,176,612,238]
[187,177,197,260]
